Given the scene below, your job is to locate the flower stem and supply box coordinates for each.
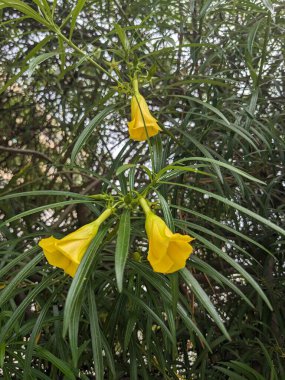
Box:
[139,197,151,215]
[88,194,108,200]
[94,208,113,226]
[132,75,139,95]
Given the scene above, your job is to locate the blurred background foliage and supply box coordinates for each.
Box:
[0,0,285,379]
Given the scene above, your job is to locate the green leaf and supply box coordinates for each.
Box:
[115,209,131,292]
[71,105,117,164]
[182,226,273,311]
[166,123,224,182]
[180,268,231,340]
[0,0,51,26]
[116,163,136,176]
[0,246,38,279]
[214,366,247,380]
[247,20,262,55]
[0,272,58,341]
[129,261,210,350]
[171,204,272,256]
[23,288,60,380]
[123,314,137,350]
[28,52,59,77]
[160,181,285,238]
[155,190,175,231]
[129,340,138,379]
[168,157,265,184]
[0,199,95,228]
[123,289,175,345]
[156,165,215,181]
[221,360,266,380]
[190,256,254,308]
[0,343,5,368]
[69,0,87,39]
[100,332,116,377]
[0,35,52,95]
[57,36,66,72]
[88,286,104,380]
[256,339,278,380]
[68,299,81,367]
[0,190,93,201]
[34,347,76,380]
[173,95,231,126]
[151,134,163,173]
[114,24,130,51]
[0,252,43,309]
[63,226,109,336]
[261,0,274,14]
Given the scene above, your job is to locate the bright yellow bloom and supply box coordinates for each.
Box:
[140,198,194,273]
[127,93,162,141]
[39,209,112,277]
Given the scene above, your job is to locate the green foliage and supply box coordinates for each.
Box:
[0,0,284,379]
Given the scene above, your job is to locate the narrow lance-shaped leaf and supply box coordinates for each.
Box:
[23,285,63,380]
[69,0,87,39]
[34,347,76,380]
[0,252,43,308]
[71,104,118,164]
[0,35,52,95]
[180,268,231,341]
[162,156,265,185]
[0,271,58,341]
[0,199,95,228]
[0,0,51,26]
[114,23,130,51]
[159,181,285,238]
[155,190,175,231]
[28,52,59,77]
[115,209,131,292]
[88,286,104,380]
[183,226,273,311]
[63,226,109,336]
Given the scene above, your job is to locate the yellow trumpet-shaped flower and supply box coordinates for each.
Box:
[39,209,112,277]
[140,198,194,274]
[127,93,162,141]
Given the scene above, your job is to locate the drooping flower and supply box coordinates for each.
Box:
[39,209,112,277]
[140,198,194,273]
[127,93,162,141]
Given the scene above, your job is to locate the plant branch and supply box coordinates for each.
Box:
[0,145,53,163]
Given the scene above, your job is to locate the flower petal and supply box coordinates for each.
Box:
[145,212,194,274]
[128,94,161,141]
[39,236,71,270]
[56,238,91,264]
[56,222,98,263]
[64,261,78,277]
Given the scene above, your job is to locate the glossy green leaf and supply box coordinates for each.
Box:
[63,225,109,336]
[71,105,118,164]
[88,286,104,380]
[69,0,87,39]
[160,181,285,238]
[115,209,131,292]
[34,347,76,380]
[181,268,230,340]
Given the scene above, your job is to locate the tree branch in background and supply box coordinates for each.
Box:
[0,145,53,163]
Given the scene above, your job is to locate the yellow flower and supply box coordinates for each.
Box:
[127,93,162,141]
[140,198,194,273]
[39,209,112,277]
